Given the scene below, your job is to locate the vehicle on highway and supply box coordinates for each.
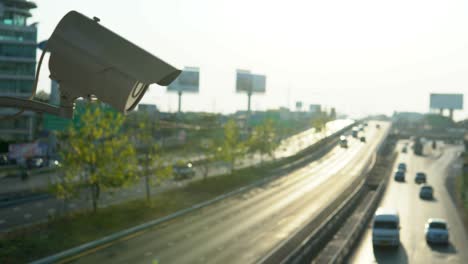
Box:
[339,135,348,148]
[372,208,400,247]
[397,162,407,172]
[415,172,427,184]
[419,184,434,200]
[360,136,366,143]
[173,162,195,180]
[394,170,405,182]
[376,124,381,129]
[425,218,449,245]
[26,157,44,169]
[351,127,359,138]
[402,146,407,153]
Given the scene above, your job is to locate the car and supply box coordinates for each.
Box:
[376,124,381,129]
[420,184,434,199]
[402,147,407,153]
[394,170,405,182]
[360,136,366,142]
[26,157,44,169]
[397,162,407,172]
[173,162,196,180]
[425,218,449,245]
[0,155,8,166]
[372,208,400,247]
[339,135,348,148]
[415,172,426,184]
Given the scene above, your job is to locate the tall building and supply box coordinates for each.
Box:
[0,0,37,142]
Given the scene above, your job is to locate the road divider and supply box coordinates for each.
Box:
[259,123,391,264]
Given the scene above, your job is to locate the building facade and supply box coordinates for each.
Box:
[0,0,37,142]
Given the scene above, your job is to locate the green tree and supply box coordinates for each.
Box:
[312,113,330,137]
[58,103,138,213]
[219,119,244,174]
[248,119,278,163]
[134,119,172,203]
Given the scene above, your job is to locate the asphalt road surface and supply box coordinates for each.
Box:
[65,122,388,264]
[349,141,468,264]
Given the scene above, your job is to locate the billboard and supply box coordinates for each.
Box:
[167,67,199,93]
[430,94,463,109]
[236,70,266,93]
[309,104,321,113]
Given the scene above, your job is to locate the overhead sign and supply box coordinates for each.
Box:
[236,70,266,93]
[167,67,199,93]
[430,94,463,109]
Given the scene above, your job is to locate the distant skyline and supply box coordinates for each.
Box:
[32,0,467,120]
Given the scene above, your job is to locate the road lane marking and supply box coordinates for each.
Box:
[13,207,20,211]
[24,213,32,219]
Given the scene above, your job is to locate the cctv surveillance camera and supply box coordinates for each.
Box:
[47,11,181,113]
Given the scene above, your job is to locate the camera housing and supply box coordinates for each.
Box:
[47,11,181,113]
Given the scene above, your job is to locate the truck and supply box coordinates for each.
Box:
[339,135,348,148]
[413,137,423,156]
[351,127,359,138]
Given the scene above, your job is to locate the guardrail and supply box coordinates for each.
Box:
[259,122,391,264]
[31,123,356,264]
[329,181,386,263]
[259,151,376,264]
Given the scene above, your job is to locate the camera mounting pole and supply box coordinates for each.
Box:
[0,97,74,118]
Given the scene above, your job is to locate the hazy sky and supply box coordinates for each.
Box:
[32,0,467,120]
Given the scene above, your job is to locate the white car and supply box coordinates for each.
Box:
[372,208,400,247]
[425,218,449,245]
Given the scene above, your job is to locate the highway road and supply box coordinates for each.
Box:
[349,141,468,263]
[65,122,388,264]
[0,120,353,232]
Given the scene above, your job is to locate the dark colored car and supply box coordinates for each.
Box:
[394,171,405,182]
[397,162,407,172]
[415,172,426,184]
[360,136,366,143]
[173,162,195,180]
[420,185,434,200]
[26,157,44,169]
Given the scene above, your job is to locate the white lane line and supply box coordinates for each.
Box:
[13,207,20,211]
[24,213,32,219]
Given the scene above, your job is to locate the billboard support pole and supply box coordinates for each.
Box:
[177,91,182,114]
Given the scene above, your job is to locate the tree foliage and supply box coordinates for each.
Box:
[57,103,138,212]
[219,119,244,174]
[248,119,278,163]
[134,117,172,203]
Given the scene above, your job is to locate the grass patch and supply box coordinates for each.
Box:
[0,166,268,263]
